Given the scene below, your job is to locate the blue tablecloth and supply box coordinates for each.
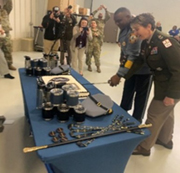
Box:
[19,68,150,173]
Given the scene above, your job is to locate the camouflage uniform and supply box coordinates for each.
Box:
[86,28,103,67]
[92,9,111,34]
[0,0,13,66]
[92,9,110,45]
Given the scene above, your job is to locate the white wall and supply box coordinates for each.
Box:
[84,0,92,9]
[9,0,48,39]
[8,0,180,39]
[92,0,180,33]
[76,0,84,7]
[9,0,84,39]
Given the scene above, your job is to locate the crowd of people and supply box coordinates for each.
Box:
[41,5,110,76]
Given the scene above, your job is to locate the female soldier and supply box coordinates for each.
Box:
[131,13,180,156]
[109,13,180,156]
[86,19,103,73]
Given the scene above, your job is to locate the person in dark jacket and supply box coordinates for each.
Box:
[109,13,180,156]
[168,25,180,42]
[41,6,64,55]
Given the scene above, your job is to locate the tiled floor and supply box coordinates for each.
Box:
[0,43,180,173]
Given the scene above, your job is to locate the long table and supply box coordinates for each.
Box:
[19,68,150,173]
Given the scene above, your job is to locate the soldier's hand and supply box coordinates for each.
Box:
[0,28,5,35]
[86,30,90,35]
[0,28,6,38]
[55,17,60,23]
[101,5,107,10]
[163,97,175,106]
[88,16,93,20]
[108,74,121,87]
[98,6,102,11]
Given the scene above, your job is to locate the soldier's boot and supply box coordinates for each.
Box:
[87,65,92,72]
[96,66,101,73]
[8,64,16,71]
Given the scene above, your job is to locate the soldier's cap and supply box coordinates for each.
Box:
[81,93,113,117]
[50,65,70,75]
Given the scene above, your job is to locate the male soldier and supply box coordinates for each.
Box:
[0,0,16,70]
[91,5,110,45]
[0,28,14,79]
[108,7,152,123]
[86,20,103,73]
[60,6,77,65]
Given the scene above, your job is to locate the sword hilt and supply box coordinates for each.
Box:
[138,124,152,129]
[23,145,48,153]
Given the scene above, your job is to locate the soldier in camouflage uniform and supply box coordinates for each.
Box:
[91,5,110,46]
[0,0,16,70]
[86,20,103,73]
[0,27,14,79]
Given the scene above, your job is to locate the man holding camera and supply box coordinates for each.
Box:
[41,6,64,55]
[60,6,77,65]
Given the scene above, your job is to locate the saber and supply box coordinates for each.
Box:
[83,82,108,85]
[23,124,152,153]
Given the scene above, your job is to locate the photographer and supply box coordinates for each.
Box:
[70,18,92,76]
[60,6,77,65]
[41,6,64,55]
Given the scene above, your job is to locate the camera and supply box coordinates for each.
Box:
[53,6,60,18]
[83,27,89,31]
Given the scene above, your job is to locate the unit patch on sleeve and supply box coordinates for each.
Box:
[162,39,172,48]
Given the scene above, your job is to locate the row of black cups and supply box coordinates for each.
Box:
[24,54,59,76]
[42,102,86,123]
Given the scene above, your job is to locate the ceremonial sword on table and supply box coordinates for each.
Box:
[23,124,152,153]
